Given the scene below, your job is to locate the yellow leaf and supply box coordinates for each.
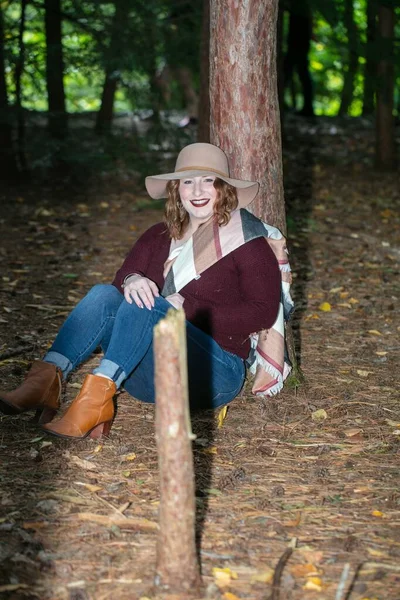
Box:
[93,444,103,453]
[217,406,228,429]
[348,297,359,304]
[367,548,389,558]
[375,351,387,356]
[82,483,102,493]
[99,202,109,208]
[368,330,382,336]
[339,291,349,298]
[223,593,241,600]
[213,567,238,588]
[344,428,363,438]
[203,446,218,455]
[304,313,320,321]
[385,419,400,427]
[303,577,323,591]
[318,302,331,312]
[123,453,137,461]
[250,569,274,584]
[329,286,343,293]
[371,510,385,518]
[311,409,328,422]
[357,369,373,377]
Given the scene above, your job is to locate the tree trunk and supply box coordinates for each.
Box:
[339,0,359,116]
[362,0,378,115]
[210,0,286,232]
[44,0,67,138]
[375,3,395,170]
[95,0,126,133]
[198,0,210,142]
[0,6,18,180]
[154,309,201,595]
[15,0,28,173]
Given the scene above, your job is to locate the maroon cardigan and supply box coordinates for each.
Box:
[112,223,281,359]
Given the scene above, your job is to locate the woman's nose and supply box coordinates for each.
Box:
[193,180,204,196]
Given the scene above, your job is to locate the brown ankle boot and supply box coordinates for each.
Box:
[42,374,116,440]
[0,360,62,424]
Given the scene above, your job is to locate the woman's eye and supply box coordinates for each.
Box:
[204,178,214,183]
[183,180,192,185]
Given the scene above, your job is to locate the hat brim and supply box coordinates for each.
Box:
[145,170,259,208]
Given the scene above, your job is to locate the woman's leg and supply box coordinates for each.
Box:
[44,284,124,378]
[122,314,246,411]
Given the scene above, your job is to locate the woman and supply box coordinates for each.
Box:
[0,143,290,440]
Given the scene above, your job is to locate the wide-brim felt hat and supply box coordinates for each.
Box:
[145,143,259,208]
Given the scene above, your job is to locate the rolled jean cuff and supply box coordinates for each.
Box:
[94,359,126,389]
[43,351,73,379]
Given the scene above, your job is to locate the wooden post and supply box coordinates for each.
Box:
[153,309,201,594]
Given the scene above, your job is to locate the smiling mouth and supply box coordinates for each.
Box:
[190,199,210,207]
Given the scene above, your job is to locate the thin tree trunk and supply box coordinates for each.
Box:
[362,0,378,115]
[44,0,67,138]
[15,0,28,173]
[376,3,395,170]
[210,0,285,232]
[154,309,201,595]
[95,0,125,133]
[339,0,359,116]
[276,0,284,118]
[198,0,210,142]
[0,6,18,180]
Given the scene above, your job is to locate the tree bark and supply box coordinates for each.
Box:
[210,0,285,232]
[375,3,395,170]
[198,0,210,142]
[362,0,378,115]
[15,0,28,173]
[95,0,126,133]
[154,309,201,595]
[339,0,359,116]
[44,0,67,138]
[0,6,18,180]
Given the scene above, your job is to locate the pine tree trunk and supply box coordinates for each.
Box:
[0,6,18,180]
[376,3,395,170]
[210,0,285,232]
[362,0,378,115]
[44,0,67,138]
[95,0,126,133]
[15,0,28,173]
[339,0,359,116]
[198,0,210,142]
[154,309,201,595]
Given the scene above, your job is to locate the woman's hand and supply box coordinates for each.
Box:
[165,292,185,310]
[123,274,159,309]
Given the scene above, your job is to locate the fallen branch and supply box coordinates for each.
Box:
[75,512,158,531]
[267,539,296,600]
[0,345,35,361]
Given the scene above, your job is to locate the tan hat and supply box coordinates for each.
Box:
[145,143,259,208]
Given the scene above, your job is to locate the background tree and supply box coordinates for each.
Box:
[339,0,359,115]
[363,0,378,115]
[376,1,396,170]
[44,0,67,138]
[0,5,18,179]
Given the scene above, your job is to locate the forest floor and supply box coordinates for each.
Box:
[0,115,399,600]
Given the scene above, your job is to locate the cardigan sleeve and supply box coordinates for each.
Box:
[112,223,167,293]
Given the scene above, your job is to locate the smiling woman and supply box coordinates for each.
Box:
[0,143,291,441]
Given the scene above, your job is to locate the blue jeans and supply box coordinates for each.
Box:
[44,284,245,411]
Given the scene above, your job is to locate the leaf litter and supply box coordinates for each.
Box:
[0,119,399,599]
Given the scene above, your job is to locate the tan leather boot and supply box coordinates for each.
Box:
[0,360,62,424]
[42,374,116,440]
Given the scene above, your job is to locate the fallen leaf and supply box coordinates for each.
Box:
[223,593,241,600]
[76,512,158,531]
[93,444,103,453]
[203,446,218,455]
[311,409,328,422]
[318,302,331,312]
[371,510,385,518]
[217,406,228,428]
[213,567,238,588]
[291,563,319,577]
[303,577,323,591]
[357,370,373,377]
[122,453,137,462]
[250,569,274,584]
[304,313,320,321]
[69,455,97,471]
[375,351,387,356]
[368,330,382,336]
[344,428,363,439]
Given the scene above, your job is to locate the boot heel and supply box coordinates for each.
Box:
[36,407,58,424]
[89,420,112,439]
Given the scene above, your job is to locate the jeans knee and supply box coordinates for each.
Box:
[86,284,123,309]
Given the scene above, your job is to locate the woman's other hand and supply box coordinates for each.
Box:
[165,292,185,310]
[123,275,159,309]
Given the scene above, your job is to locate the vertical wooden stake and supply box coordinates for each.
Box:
[153,308,201,594]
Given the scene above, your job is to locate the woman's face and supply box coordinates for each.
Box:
[179,175,217,226]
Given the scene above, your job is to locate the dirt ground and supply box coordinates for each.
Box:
[0,117,399,600]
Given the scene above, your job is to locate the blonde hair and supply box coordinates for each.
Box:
[164,177,239,239]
